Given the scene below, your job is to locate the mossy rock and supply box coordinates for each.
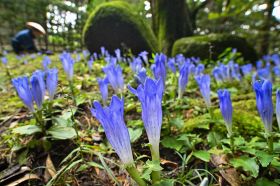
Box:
[172,34,258,62]
[83,1,158,55]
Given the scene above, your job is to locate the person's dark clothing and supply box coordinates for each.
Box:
[11,29,37,54]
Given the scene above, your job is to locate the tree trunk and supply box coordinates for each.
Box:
[260,0,275,55]
[151,0,193,55]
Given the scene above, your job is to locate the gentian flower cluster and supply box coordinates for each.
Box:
[12,69,58,111]
[212,61,243,83]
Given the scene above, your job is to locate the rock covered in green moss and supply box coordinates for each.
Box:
[172,34,258,62]
[83,1,158,55]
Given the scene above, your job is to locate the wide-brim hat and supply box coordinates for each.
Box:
[26,22,46,35]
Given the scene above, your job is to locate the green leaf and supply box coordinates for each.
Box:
[161,136,184,151]
[170,118,184,129]
[87,161,104,169]
[256,178,278,186]
[193,151,211,162]
[54,117,72,127]
[153,179,175,186]
[13,125,42,135]
[230,156,259,178]
[256,151,274,167]
[47,125,77,139]
[128,127,143,143]
[61,108,77,120]
[142,160,163,181]
[207,132,222,147]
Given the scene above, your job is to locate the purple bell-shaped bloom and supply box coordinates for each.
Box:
[12,76,34,112]
[135,67,147,85]
[276,89,280,131]
[88,57,94,71]
[139,51,149,65]
[167,58,176,73]
[273,66,280,77]
[195,74,211,107]
[103,64,124,94]
[97,77,109,105]
[217,89,233,135]
[212,67,223,83]
[91,96,134,165]
[194,64,204,76]
[128,78,164,155]
[257,67,271,80]
[115,48,122,62]
[1,57,7,65]
[42,56,51,70]
[151,53,167,86]
[30,70,45,109]
[253,80,273,133]
[178,62,189,98]
[271,54,280,66]
[60,52,75,81]
[130,57,142,73]
[241,64,253,76]
[46,68,58,100]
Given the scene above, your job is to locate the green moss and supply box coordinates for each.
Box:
[172,34,258,63]
[83,1,158,54]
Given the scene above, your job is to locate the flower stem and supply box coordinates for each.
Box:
[34,110,45,135]
[126,165,147,186]
[207,106,214,119]
[5,66,12,82]
[69,80,77,106]
[151,147,161,184]
[266,133,273,154]
[229,134,234,153]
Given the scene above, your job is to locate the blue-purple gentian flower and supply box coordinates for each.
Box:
[276,89,280,131]
[42,56,51,70]
[128,78,164,155]
[217,89,233,135]
[12,76,34,112]
[195,74,211,107]
[30,70,45,109]
[151,53,167,86]
[97,77,109,105]
[91,96,134,165]
[60,52,75,81]
[103,64,124,93]
[253,80,273,133]
[178,62,189,98]
[1,57,7,65]
[46,68,58,100]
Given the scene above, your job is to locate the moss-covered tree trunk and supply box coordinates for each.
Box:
[151,0,193,55]
[259,0,275,55]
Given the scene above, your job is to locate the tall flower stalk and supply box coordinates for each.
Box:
[91,96,146,186]
[128,78,164,184]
